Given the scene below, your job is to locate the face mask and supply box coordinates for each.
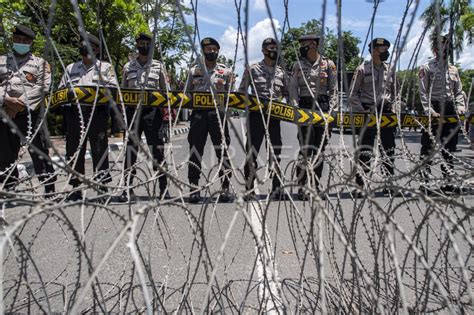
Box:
[299,46,310,58]
[442,48,449,60]
[12,43,31,55]
[379,51,390,62]
[204,52,218,62]
[265,49,278,61]
[79,46,89,57]
[138,46,150,56]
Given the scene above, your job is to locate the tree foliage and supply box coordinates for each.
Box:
[421,0,473,61]
[397,70,423,112]
[0,0,194,135]
[280,19,362,72]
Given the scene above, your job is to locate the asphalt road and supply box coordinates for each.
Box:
[1,117,473,313]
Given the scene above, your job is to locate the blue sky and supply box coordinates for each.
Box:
[181,0,474,77]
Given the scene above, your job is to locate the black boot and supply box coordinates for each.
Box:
[219,178,234,203]
[219,187,234,203]
[66,190,83,202]
[297,188,309,201]
[96,186,109,204]
[189,190,201,204]
[117,188,135,203]
[44,183,56,199]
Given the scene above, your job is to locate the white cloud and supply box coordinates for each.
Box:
[457,46,474,69]
[326,15,371,32]
[197,13,228,27]
[254,0,266,11]
[396,21,432,70]
[183,0,232,8]
[219,18,281,83]
[396,20,474,70]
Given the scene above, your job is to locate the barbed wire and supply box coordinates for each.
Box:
[0,0,473,313]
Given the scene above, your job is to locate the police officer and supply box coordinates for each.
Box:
[186,37,234,203]
[238,38,289,200]
[0,25,56,196]
[59,33,118,201]
[348,37,399,197]
[418,34,466,194]
[120,33,170,201]
[288,34,338,200]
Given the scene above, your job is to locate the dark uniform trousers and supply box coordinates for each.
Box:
[420,101,458,178]
[188,109,231,187]
[296,96,331,187]
[65,105,110,186]
[356,105,396,186]
[124,107,167,191]
[244,112,282,190]
[0,111,56,188]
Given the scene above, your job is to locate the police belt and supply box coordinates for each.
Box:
[46,86,474,128]
[361,102,393,114]
[430,100,456,116]
[299,95,329,111]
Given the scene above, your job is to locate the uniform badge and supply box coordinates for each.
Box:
[194,67,203,76]
[418,69,425,79]
[24,71,36,83]
[376,38,385,45]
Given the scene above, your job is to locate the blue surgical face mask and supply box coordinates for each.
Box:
[13,43,31,55]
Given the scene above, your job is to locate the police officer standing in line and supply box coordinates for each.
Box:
[238,38,289,200]
[119,33,170,201]
[418,34,466,194]
[186,37,234,203]
[348,38,400,197]
[0,25,56,196]
[59,33,118,201]
[288,34,338,200]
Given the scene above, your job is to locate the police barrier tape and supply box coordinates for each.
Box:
[47,86,474,128]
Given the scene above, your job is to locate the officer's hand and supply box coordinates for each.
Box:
[431,111,441,118]
[5,96,25,112]
[4,107,17,119]
[456,106,466,115]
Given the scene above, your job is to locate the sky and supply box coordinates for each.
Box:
[180,0,474,79]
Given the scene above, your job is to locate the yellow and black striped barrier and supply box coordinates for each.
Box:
[46,86,474,128]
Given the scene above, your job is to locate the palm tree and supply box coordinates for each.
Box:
[421,0,474,62]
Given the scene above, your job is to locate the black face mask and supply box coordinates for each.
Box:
[265,49,278,61]
[204,52,218,62]
[442,48,450,60]
[79,46,98,58]
[300,46,310,58]
[379,51,390,62]
[79,46,89,57]
[138,46,150,56]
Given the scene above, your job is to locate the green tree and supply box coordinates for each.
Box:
[326,31,362,71]
[397,69,423,113]
[421,0,474,62]
[280,19,362,71]
[1,0,194,135]
[459,67,474,95]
